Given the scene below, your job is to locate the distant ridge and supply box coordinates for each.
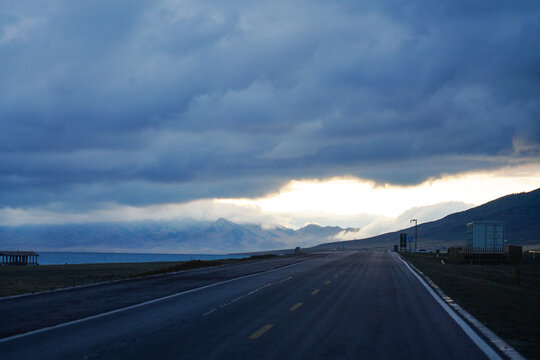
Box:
[1,188,538,253]
[0,218,347,253]
[310,188,540,251]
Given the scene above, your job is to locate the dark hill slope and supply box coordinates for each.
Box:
[310,188,540,250]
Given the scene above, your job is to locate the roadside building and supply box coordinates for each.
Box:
[466,220,505,251]
[447,221,522,264]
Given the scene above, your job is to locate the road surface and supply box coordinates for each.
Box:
[0,251,495,359]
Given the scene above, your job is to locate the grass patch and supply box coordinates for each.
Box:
[0,262,177,297]
[401,252,540,359]
[0,254,282,298]
[140,254,280,276]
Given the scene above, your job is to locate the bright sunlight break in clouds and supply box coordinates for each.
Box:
[242,165,540,218]
[0,0,539,242]
[2,164,539,240]
[218,164,540,228]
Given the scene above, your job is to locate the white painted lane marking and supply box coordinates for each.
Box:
[0,257,304,302]
[394,253,502,360]
[0,260,310,343]
[202,276,293,316]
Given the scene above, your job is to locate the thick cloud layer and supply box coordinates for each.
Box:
[1,0,539,210]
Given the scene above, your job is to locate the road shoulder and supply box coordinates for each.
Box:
[396,253,524,360]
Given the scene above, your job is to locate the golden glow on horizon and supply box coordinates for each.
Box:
[1,164,539,228]
[218,165,540,218]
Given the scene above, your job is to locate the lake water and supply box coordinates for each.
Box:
[36,251,248,265]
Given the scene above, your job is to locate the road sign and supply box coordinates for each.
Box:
[408,236,414,243]
[399,233,407,250]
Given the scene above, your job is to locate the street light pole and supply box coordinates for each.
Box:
[410,219,417,252]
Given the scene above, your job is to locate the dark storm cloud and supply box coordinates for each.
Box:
[0,0,539,209]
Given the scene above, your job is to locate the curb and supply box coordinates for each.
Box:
[399,254,525,360]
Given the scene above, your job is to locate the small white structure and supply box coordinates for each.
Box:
[466,220,505,250]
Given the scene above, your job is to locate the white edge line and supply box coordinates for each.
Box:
[0,263,227,301]
[0,256,298,302]
[0,260,308,343]
[394,253,503,360]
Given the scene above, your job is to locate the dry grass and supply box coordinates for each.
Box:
[0,262,182,297]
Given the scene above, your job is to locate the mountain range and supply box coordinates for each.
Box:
[1,188,538,253]
[0,217,352,254]
[311,187,540,251]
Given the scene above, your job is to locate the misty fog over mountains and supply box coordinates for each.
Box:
[2,188,538,254]
[0,218,353,254]
[314,188,540,250]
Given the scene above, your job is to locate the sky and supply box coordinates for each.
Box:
[1,1,539,237]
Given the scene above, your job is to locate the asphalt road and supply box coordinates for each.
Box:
[0,251,494,359]
[0,253,323,339]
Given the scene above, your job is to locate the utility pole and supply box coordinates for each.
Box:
[410,219,417,252]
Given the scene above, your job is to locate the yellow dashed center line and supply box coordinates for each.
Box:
[289,302,303,311]
[249,324,274,339]
[311,289,320,295]
[324,280,331,285]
